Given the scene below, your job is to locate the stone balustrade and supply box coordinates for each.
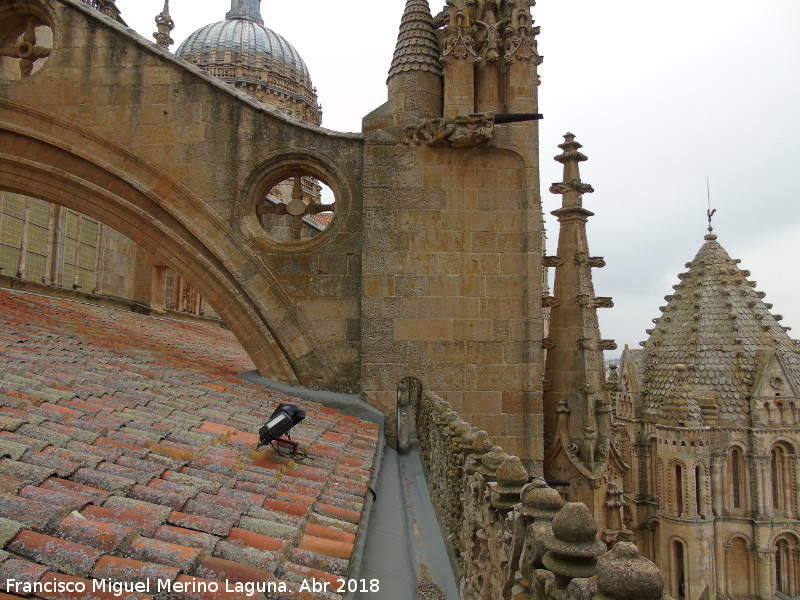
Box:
[416,390,668,600]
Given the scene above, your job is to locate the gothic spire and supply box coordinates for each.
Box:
[226,0,264,25]
[543,133,615,481]
[388,0,442,81]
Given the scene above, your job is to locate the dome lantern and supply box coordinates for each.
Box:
[226,0,264,25]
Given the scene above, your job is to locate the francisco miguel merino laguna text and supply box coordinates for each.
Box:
[4,578,293,597]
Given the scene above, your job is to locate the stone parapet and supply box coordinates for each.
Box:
[416,389,667,600]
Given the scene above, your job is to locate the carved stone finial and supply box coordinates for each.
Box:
[491,455,529,510]
[595,542,664,600]
[154,1,175,49]
[521,477,564,518]
[542,502,607,589]
[479,445,508,480]
[465,430,493,473]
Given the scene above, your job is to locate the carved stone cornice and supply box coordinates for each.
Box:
[403,113,494,147]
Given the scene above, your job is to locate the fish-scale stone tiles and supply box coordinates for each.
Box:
[0,289,381,599]
[643,234,800,425]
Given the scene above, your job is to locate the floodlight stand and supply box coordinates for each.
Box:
[276,436,299,455]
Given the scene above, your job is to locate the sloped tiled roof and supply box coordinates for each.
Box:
[643,233,800,425]
[0,289,380,599]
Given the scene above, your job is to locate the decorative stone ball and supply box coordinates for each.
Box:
[596,542,663,600]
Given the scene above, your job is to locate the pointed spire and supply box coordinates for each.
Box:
[226,0,264,25]
[153,0,175,49]
[388,0,443,81]
[544,134,615,482]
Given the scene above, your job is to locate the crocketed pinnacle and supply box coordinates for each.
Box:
[226,0,264,25]
[388,0,443,81]
[643,233,800,425]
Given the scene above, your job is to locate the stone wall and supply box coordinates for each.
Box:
[416,390,668,600]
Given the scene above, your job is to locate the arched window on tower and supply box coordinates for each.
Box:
[727,536,752,598]
[695,464,704,516]
[648,438,658,497]
[729,447,745,510]
[770,444,796,517]
[775,535,800,596]
[675,464,684,517]
[673,539,687,600]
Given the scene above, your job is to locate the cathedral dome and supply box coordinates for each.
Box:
[176,0,321,125]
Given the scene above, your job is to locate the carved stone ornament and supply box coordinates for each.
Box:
[592,297,614,309]
[588,256,607,268]
[550,179,595,196]
[599,339,618,351]
[0,13,52,80]
[441,25,480,65]
[543,256,567,268]
[542,337,557,350]
[403,112,494,147]
[542,296,561,309]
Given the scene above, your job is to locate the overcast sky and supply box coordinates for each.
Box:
[117,0,800,355]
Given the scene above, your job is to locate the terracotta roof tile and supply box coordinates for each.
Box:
[40,478,109,505]
[0,492,70,533]
[56,513,137,553]
[19,485,90,512]
[7,530,102,577]
[153,525,219,554]
[20,452,84,478]
[298,534,353,560]
[166,511,232,537]
[81,505,161,538]
[212,540,280,572]
[128,536,202,571]
[289,547,349,577]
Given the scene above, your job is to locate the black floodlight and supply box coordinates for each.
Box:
[258,403,306,447]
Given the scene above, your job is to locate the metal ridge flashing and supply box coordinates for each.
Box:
[238,371,385,426]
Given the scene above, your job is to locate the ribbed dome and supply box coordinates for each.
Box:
[176,19,311,83]
[176,1,321,125]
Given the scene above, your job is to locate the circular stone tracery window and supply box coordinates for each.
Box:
[256,172,336,243]
[0,5,53,81]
